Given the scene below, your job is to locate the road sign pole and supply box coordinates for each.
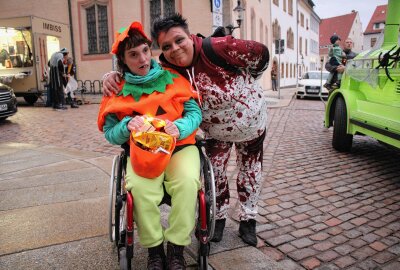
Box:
[278,39,281,99]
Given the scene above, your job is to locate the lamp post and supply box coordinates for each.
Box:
[226,0,245,35]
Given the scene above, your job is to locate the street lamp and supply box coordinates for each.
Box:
[225,0,245,35]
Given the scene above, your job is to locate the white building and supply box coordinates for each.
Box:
[363,4,387,50]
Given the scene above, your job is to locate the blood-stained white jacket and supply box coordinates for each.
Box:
[159,34,270,142]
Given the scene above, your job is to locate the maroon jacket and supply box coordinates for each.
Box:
[159,34,269,142]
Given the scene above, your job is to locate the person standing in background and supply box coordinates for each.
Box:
[271,61,278,91]
[64,57,79,108]
[48,48,69,110]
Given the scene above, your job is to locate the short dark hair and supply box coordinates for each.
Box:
[116,28,152,73]
[151,13,190,45]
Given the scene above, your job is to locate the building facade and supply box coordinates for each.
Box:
[0,0,273,95]
[363,4,387,51]
[298,0,320,73]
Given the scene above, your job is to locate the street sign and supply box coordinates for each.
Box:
[213,0,222,12]
[275,39,285,54]
[213,12,223,27]
[212,0,223,28]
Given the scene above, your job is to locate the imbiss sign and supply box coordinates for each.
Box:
[42,22,62,33]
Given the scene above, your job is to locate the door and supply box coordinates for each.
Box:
[34,34,60,91]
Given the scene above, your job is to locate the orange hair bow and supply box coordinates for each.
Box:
[111,21,151,54]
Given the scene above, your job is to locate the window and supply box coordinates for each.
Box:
[299,37,302,54]
[286,63,288,78]
[283,0,286,12]
[150,0,175,30]
[373,22,382,30]
[0,27,33,68]
[273,0,279,7]
[85,2,109,54]
[306,19,309,30]
[371,37,377,47]
[272,19,281,40]
[287,28,294,49]
[311,39,318,54]
[288,0,293,15]
[281,62,284,78]
[300,13,304,27]
[305,39,308,56]
[265,26,269,46]
[260,20,264,43]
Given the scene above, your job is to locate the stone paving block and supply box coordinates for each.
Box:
[0,149,67,174]
[372,251,396,264]
[301,257,321,269]
[209,246,284,270]
[288,247,318,261]
[0,197,108,256]
[316,250,339,263]
[0,236,119,270]
[333,256,356,268]
[260,246,285,261]
[0,168,108,210]
[313,241,335,252]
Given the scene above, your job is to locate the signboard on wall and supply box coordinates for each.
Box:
[212,0,223,30]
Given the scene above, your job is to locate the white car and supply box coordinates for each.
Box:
[296,71,330,99]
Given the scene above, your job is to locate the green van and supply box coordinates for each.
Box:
[324,0,400,152]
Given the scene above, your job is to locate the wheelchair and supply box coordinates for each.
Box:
[108,138,216,270]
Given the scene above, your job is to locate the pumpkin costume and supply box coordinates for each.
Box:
[97,22,202,249]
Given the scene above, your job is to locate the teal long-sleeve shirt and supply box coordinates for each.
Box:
[103,98,202,145]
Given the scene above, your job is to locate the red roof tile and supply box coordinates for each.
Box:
[364,5,387,34]
[319,12,357,48]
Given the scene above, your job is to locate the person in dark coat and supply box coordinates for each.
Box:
[325,38,358,85]
[48,48,69,110]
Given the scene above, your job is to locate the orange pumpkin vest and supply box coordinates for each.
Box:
[97,69,199,146]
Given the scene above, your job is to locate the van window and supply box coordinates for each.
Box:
[0,27,33,68]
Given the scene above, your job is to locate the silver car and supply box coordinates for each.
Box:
[296,71,330,99]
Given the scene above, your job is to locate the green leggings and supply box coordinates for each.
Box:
[125,145,200,248]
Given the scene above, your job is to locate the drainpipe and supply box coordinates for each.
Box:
[67,0,77,78]
[296,0,299,89]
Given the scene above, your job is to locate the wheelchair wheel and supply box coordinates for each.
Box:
[108,155,120,243]
[196,149,216,270]
[119,247,132,270]
[198,241,210,270]
[202,154,216,240]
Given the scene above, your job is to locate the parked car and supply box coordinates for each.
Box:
[0,82,18,121]
[324,0,399,152]
[296,71,330,99]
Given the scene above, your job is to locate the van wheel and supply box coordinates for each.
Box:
[24,95,38,105]
[332,97,353,152]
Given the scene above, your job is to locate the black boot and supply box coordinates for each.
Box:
[147,243,166,270]
[239,219,257,247]
[211,219,226,242]
[70,101,79,108]
[167,242,186,270]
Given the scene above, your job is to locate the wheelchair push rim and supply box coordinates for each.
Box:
[108,154,120,242]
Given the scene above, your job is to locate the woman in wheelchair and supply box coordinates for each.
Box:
[97,22,202,270]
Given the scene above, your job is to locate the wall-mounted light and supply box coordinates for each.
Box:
[225,0,245,35]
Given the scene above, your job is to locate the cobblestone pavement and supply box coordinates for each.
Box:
[1,98,400,270]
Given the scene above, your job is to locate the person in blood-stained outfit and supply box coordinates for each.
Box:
[102,13,270,247]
